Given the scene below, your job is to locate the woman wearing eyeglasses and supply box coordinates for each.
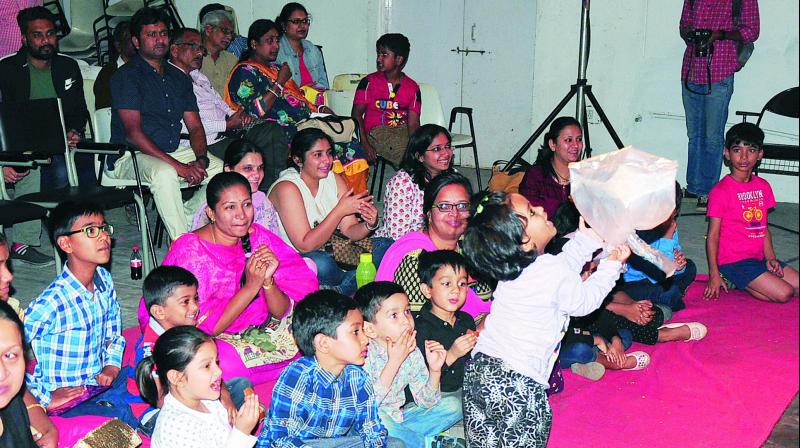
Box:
[375,172,492,317]
[275,3,329,90]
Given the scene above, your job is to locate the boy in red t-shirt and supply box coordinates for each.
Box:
[705,122,799,302]
[352,33,421,166]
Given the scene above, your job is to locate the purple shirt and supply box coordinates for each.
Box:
[519,164,570,218]
[680,0,759,84]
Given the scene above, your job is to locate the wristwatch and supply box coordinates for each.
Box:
[196,154,210,168]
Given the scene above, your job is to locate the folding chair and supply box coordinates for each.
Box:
[0,98,155,275]
[735,87,799,177]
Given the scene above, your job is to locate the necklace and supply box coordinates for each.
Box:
[552,163,570,186]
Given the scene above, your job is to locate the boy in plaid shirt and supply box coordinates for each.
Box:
[258,290,403,447]
[24,202,136,427]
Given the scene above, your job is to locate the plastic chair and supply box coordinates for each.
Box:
[44,0,101,55]
[332,73,367,91]
[0,99,155,275]
[327,89,357,116]
[735,87,799,177]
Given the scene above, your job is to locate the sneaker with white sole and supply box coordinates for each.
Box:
[10,245,55,267]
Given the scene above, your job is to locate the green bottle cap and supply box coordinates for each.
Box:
[359,253,373,264]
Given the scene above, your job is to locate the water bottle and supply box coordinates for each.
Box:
[355,253,376,288]
[130,246,142,280]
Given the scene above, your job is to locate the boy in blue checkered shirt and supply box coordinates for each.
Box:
[24,202,137,428]
[257,290,404,447]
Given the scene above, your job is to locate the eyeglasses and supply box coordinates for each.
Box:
[62,224,114,239]
[426,144,453,153]
[175,42,208,55]
[287,16,312,25]
[432,202,471,214]
[215,26,234,36]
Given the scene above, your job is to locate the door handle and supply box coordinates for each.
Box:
[450,46,489,56]
[471,24,476,42]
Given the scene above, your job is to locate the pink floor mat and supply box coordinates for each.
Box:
[548,276,799,448]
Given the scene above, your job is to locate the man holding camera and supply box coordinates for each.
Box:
[679,0,759,211]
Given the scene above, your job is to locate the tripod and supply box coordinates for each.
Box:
[505,0,624,169]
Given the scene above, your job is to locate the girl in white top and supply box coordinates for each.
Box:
[138,326,260,448]
[268,129,378,296]
[460,192,630,447]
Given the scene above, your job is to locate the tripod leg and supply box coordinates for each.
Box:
[586,89,624,149]
[505,87,578,169]
[581,106,592,158]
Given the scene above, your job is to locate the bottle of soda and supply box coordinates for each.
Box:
[355,253,376,288]
[130,246,142,280]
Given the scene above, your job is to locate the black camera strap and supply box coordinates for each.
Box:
[683,0,713,95]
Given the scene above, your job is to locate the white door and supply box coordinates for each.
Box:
[390,0,537,167]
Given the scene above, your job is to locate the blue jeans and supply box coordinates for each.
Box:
[371,237,394,269]
[304,434,405,447]
[302,250,357,296]
[380,394,463,448]
[60,366,138,429]
[560,329,633,368]
[682,75,735,196]
[623,260,697,312]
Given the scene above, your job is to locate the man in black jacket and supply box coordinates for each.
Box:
[0,6,92,266]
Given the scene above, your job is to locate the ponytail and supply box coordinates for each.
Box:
[135,356,160,408]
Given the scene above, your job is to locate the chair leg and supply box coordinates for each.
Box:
[376,158,387,201]
[472,144,482,191]
[133,193,157,275]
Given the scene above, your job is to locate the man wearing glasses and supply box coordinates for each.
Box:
[200,8,238,95]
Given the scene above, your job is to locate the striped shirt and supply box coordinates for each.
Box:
[680,0,760,84]
[258,356,389,447]
[24,266,124,406]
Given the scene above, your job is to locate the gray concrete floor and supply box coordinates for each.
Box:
[7,165,799,447]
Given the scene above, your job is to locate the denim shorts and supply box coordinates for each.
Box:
[719,258,786,290]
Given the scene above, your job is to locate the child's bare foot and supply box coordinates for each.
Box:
[608,302,653,325]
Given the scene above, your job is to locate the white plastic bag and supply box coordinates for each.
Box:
[570,147,679,274]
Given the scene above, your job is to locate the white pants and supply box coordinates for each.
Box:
[106,146,223,240]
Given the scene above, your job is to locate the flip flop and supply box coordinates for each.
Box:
[622,351,650,371]
[570,362,605,381]
[659,322,708,342]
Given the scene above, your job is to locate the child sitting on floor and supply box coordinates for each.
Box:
[705,122,799,302]
[133,266,253,436]
[24,202,137,428]
[258,290,403,447]
[140,326,261,448]
[622,182,697,312]
[415,250,477,394]
[0,233,58,446]
[356,281,463,448]
[460,192,629,447]
[352,33,421,167]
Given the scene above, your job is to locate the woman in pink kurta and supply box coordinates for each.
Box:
[139,172,318,383]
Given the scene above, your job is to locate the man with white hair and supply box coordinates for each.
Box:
[200,8,238,94]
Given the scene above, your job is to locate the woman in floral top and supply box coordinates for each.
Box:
[375,124,455,241]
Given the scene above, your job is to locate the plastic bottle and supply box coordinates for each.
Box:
[355,253,376,288]
[130,246,142,280]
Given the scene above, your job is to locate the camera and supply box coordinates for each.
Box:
[688,29,714,57]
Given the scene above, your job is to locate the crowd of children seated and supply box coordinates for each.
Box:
[1,1,798,447]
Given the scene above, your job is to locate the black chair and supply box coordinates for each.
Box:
[735,87,799,177]
[0,98,155,275]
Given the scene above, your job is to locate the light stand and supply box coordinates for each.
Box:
[505,0,624,169]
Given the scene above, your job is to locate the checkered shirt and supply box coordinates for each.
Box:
[680,0,760,84]
[257,356,389,447]
[24,265,124,407]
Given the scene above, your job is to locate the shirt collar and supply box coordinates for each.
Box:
[60,264,108,296]
[311,356,341,386]
[417,301,467,328]
[148,318,166,336]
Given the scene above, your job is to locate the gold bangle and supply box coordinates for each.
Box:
[26,403,47,413]
[262,279,275,291]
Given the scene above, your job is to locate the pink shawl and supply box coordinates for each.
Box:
[158,224,318,334]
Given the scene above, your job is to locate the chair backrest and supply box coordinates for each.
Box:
[93,108,113,144]
[0,98,68,156]
[762,87,800,123]
[418,83,446,127]
[327,90,357,116]
[332,73,367,91]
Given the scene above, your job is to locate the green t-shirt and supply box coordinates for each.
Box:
[29,63,57,100]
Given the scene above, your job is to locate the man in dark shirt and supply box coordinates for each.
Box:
[93,21,135,110]
[0,6,92,266]
[107,7,222,241]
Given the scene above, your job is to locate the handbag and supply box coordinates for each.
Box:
[488,159,530,194]
[297,115,356,143]
[327,231,373,270]
[368,124,409,168]
[216,311,299,368]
